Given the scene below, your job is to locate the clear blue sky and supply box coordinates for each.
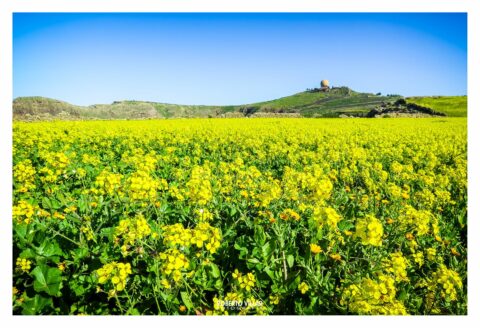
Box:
[13,13,467,106]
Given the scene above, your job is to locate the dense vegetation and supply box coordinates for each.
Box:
[13,118,467,315]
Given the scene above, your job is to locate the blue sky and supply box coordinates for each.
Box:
[13,13,467,106]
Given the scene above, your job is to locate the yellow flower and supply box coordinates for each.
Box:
[16,257,32,273]
[161,279,171,289]
[330,253,342,261]
[426,248,437,261]
[310,243,322,254]
[341,275,407,315]
[58,262,66,272]
[269,295,280,305]
[451,248,460,256]
[412,252,424,267]
[96,262,132,293]
[313,207,342,228]
[280,208,301,221]
[298,282,309,294]
[383,252,409,282]
[114,214,152,246]
[232,269,241,280]
[430,265,462,301]
[354,215,383,246]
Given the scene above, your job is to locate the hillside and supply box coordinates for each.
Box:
[13,88,464,121]
[13,97,223,120]
[13,97,84,118]
[238,87,401,118]
[405,96,467,117]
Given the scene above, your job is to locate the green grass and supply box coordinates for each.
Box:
[247,89,401,118]
[251,91,330,109]
[406,96,467,117]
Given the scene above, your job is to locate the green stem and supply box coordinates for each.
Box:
[50,228,81,247]
[140,240,156,252]
[114,294,125,314]
[153,288,162,315]
[152,260,163,314]
[183,280,200,298]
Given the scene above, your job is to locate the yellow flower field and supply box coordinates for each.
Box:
[12,118,467,315]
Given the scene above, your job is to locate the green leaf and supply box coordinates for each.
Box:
[42,197,53,210]
[57,193,66,205]
[100,227,115,242]
[36,240,63,258]
[337,220,354,231]
[180,291,193,310]
[72,247,89,262]
[247,258,261,264]
[31,265,63,296]
[127,308,140,315]
[264,267,275,280]
[14,224,28,240]
[254,225,266,245]
[51,198,61,209]
[41,196,61,210]
[19,248,36,259]
[69,279,87,297]
[21,294,53,315]
[398,290,407,301]
[14,224,37,245]
[78,196,88,213]
[214,279,223,290]
[289,275,301,290]
[458,213,466,228]
[287,254,294,268]
[261,240,274,259]
[209,263,220,278]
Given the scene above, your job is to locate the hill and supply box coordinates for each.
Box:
[13,88,465,121]
[237,87,401,118]
[405,96,467,117]
[13,97,84,118]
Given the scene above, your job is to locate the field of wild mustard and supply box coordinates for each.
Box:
[12,118,467,315]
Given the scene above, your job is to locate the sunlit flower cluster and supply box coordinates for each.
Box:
[16,258,32,273]
[429,265,463,301]
[340,275,407,315]
[93,169,123,195]
[354,215,384,246]
[158,248,190,282]
[13,160,36,193]
[97,262,132,294]
[114,214,152,247]
[232,269,256,291]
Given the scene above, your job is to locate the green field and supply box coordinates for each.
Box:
[406,96,467,117]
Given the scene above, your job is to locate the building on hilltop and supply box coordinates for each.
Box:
[320,79,330,92]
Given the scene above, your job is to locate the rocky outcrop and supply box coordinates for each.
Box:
[367,99,446,118]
